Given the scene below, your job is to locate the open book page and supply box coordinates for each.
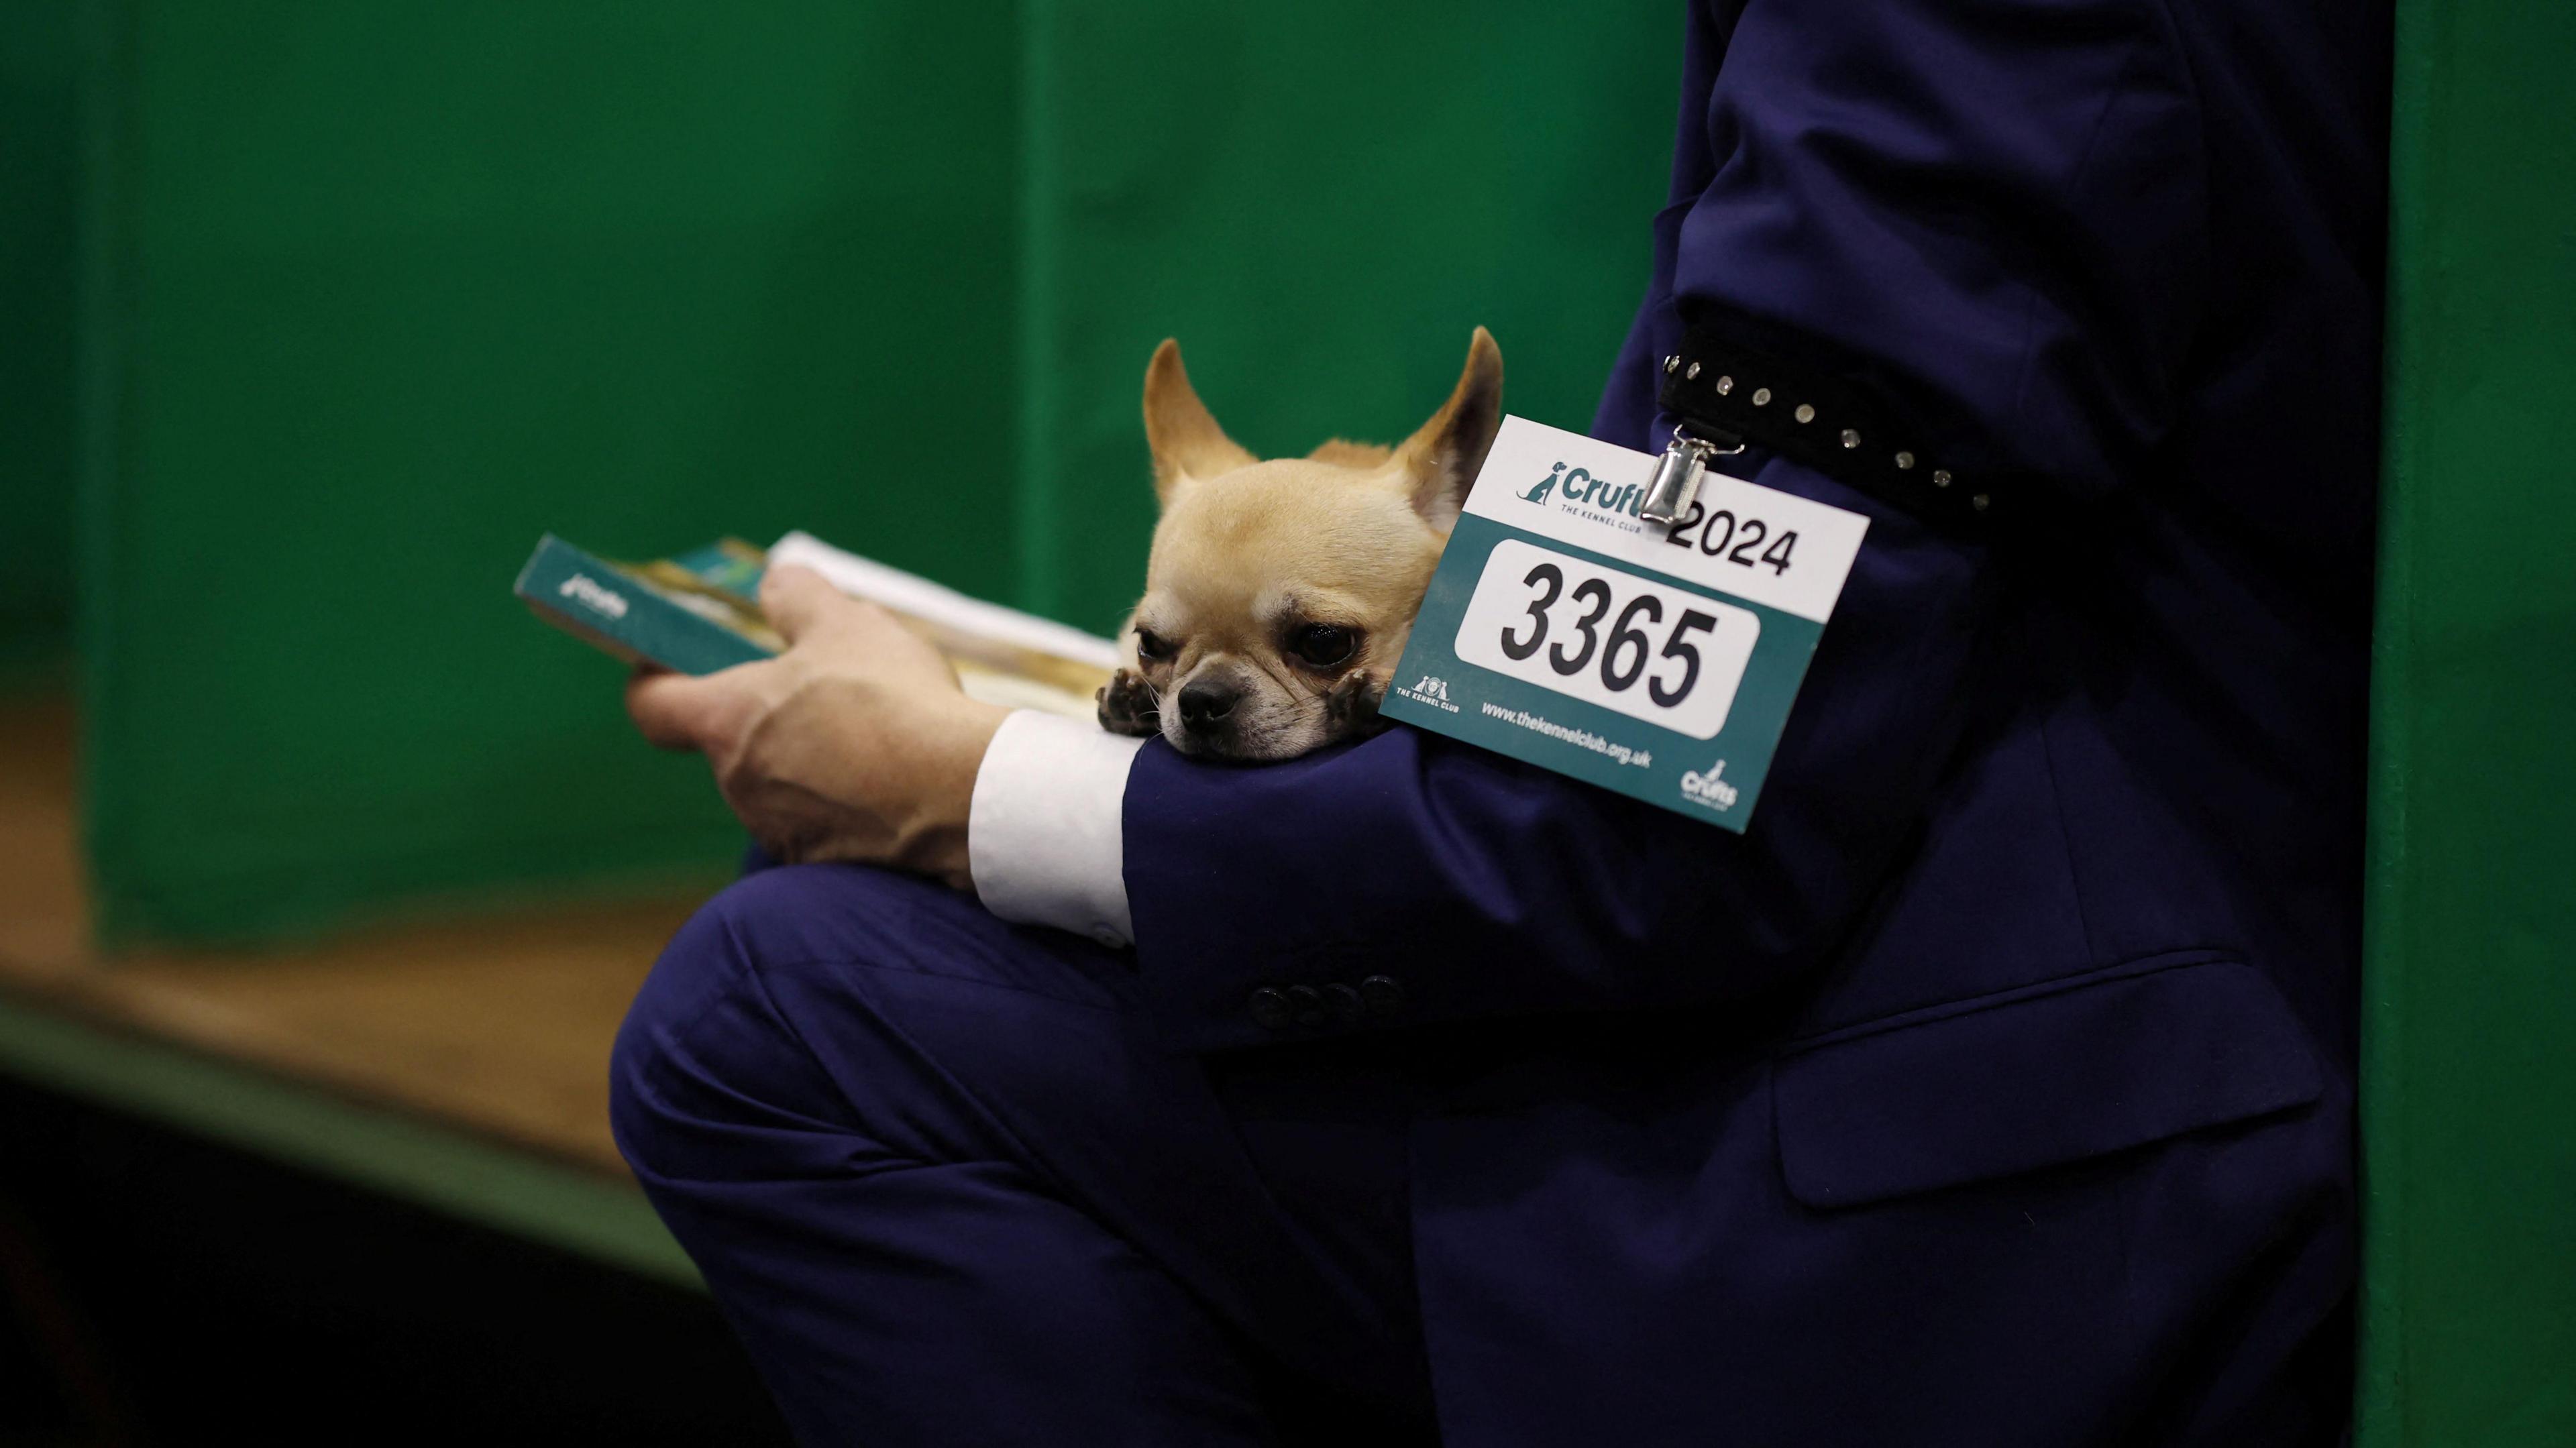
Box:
[765,532,1122,720]
[766,533,1126,670]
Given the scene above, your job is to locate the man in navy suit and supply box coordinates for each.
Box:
[613,0,2389,1441]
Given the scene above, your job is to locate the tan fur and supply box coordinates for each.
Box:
[1305,439,1395,469]
[1141,339,1257,507]
[1102,329,1504,761]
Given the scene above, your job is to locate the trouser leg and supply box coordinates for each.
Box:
[610,863,1432,1446]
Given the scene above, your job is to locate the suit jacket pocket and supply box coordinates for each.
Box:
[1772,958,2324,1211]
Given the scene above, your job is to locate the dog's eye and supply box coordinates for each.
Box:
[1289,623,1358,668]
[1134,629,1175,663]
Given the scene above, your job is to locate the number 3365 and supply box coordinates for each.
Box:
[1498,562,1717,706]
[1452,539,1758,738]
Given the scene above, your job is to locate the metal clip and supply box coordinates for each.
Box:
[1639,429,1742,526]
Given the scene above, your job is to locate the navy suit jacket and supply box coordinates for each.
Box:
[1123,1,2385,1440]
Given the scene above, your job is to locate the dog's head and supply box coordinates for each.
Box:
[1097,329,1503,761]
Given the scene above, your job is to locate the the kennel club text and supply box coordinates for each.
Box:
[1456,539,1758,740]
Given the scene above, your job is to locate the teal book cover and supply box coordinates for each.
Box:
[513,535,777,676]
[515,531,1120,718]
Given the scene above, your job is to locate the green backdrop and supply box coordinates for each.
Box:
[1014,5,1678,623]
[74,1,1678,942]
[0,0,80,683]
[2356,0,2576,1443]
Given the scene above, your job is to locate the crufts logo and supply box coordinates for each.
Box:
[1520,460,1646,519]
[559,573,629,620]
[1680,758,1739,811]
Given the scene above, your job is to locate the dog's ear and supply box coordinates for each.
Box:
[1392,327,1503,531]
[1144,339,1257,508]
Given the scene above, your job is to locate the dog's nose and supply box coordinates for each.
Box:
[1176,682,1239,734]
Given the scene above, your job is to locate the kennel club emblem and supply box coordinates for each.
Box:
[1381,415,1868,830]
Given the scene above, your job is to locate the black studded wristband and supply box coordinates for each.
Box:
[1656,318,1999,528]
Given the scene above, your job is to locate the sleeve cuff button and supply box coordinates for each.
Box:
[1248,987,1292,1031]
[1285,985,1328,1028]
[1325,983,1364,1021]
[1360,975,1406,1018]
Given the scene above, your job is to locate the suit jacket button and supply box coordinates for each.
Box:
[1360,975,1405,1017]
[1324,983,1364,1021]
[1248,987,1292,1031]
[1285,985,1328,1028]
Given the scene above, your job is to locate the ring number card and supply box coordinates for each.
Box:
[1381,416,1867,830]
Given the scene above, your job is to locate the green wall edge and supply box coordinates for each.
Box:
[0,993,701,1292]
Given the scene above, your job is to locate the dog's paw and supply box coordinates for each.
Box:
[1324,669,1391,738]
[1097,668,1163,736]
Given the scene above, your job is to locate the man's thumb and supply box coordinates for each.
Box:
[759,564,847,645]
[626,667,733,752]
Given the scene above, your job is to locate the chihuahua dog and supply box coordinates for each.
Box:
[1096,329,1503,760]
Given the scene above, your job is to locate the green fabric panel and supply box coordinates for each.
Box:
[77,2,1676,942]
[1018,2,1681,632]
[2359,0,2576,1441]
[80,1,1022,942]
[0,0,79,679]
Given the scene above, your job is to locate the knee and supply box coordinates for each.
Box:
[609,885,741,1180]
[609,865,907,1178]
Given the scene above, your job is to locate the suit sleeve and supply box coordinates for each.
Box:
[1124,0,2204,1052]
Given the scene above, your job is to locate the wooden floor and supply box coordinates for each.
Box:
[0,695,706,1174]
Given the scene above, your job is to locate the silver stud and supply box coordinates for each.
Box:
[1685,361,1701,380]
[1793,403,1815,423]
[1932,469,1953,488]
[1894,451,1915,470]
[1972,493,1990,512]
[1751,387,1772,406]
[1664,355,1679,374]
[1840,429,1862,449]
[1715,376,1733,394]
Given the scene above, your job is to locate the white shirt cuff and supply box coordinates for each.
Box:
[968,710,1146,948]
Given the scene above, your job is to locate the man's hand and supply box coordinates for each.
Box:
[625,565,1010,889]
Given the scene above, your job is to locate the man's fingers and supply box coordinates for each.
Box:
[760,564,860,645]
[626,666,739,752]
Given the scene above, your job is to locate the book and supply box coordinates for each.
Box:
[514,533,1121,720]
